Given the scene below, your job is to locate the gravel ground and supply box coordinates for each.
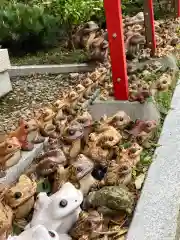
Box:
[0,73,78,133]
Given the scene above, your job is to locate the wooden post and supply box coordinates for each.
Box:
[143,0,156,56]
[104,0,129,100]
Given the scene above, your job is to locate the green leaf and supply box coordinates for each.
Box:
[151,143,162,147]
[132,168,137,178]
[121,142,132,149]
[146,96,153,103]
[37,178,51,193]
[13,224,22,235]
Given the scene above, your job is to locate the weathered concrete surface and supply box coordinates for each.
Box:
[133,53,179,72]
[0,49,12,97]
[0,139,48,184]
[88,100,160,123]
[82,89,100,109]
[160,54,179,71]
[9,63,96,77]
[0,49,11,72]
[8,54,178,78]
[0,71,12,97]
[127,79,180,240]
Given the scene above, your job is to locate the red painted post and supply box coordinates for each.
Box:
[175,0,180,17]
[104,0,129,100]
[144,0,156,56]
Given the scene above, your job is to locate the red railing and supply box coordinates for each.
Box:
[103,0,179,100]
[104,0,129,100]
[176,0,180,17]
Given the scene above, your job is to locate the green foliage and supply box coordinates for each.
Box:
[0,0,104,53]
[0,2,60,54]
[37,178,51,193]
[0,0,172,54]
[31,0,105,28]
[121,0,144,15]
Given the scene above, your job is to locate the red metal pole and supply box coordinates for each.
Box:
[104,0,129,100]
[144,0,156,56]
[175,0,180,17]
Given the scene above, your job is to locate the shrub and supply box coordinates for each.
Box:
[32,0,105,28]
[0,0,171,55]
[0,0,105,53]
[0,2,61,54]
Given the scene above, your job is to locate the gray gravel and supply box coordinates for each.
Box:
[0,73,78,132]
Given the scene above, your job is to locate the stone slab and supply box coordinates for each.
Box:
[127,79,180,240]
[0,49,11,72]
[8,54,178,78]
[129,53,179,74]
[0,139,48,185]
[0,71,12,97]
[159,53,179,71]
[9,64,96,77]
[88,100,160,123]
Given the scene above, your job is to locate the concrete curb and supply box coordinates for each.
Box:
[127,79,180,240]
[82,89,100,109]
[8,54,178,78]
[9,64,96,77]
[88,100,160,123]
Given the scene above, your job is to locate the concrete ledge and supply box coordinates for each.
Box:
[0,139,48,185]
[8,54,178,78]
[127,79,180,240]
[9,64,96,77]
[88,100,160,123]
[0,49,11,72]
[0,71,12,97]
[82,89,100,109]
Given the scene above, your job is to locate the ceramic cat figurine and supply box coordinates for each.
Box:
[26,182,83,236]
